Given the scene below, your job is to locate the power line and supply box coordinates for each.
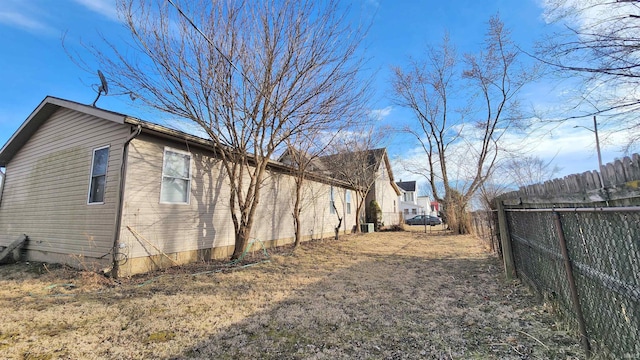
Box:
[166,0,262,97]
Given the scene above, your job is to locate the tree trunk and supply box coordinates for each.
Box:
[444,195,471,235]
[231,225,250,260]
[354,196,365,233]
[293,178,303,247]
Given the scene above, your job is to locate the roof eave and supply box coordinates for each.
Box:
[381,150,402,196]
[124,117,357,190]
[0,96,126,167]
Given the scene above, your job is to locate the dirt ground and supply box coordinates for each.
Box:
[0,228,586,359]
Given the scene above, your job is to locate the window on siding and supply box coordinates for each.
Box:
[330,186,335,214]
[404,209,409,214]
[404,192,414,202]
[412,208,417,214]
[346,190,351,214]
[160,148,192,204]
[88,146,109,204]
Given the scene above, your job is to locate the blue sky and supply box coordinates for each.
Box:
[0,0,628,188]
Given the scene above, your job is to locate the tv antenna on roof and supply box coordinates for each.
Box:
[91,70,109,107]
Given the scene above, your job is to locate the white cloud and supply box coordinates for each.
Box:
[0,11,54,33]
[541,0,640,27]
[72,0,119,21]
[365,0,380,8]
[369,106,393,121]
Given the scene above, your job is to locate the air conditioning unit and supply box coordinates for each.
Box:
[360,223,374,233]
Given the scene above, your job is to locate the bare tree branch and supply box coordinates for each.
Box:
[537,0,640,149]
[76,0,369,259]
[391,15,538,234]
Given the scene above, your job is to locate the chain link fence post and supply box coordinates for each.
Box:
[496,201,516,280]
[553,211,592,358]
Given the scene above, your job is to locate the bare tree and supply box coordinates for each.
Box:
[391,16,537,234]
[537,0,640,148]
[319,126,385,233]
[477,181,511,211]
[504,155,562,188]
[281,129,346,247]
[473,154,560,214]
[80,0,368,259]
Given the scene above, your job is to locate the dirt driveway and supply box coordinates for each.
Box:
[0,229,584,359]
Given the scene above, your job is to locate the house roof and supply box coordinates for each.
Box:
[0,96,356,189]
[277,146,327,172]
[316,148,401,196]
[316,148,385,173]
[396,181,416,192]
[0,96,127,167]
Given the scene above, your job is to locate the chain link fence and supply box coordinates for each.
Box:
[506,207,640,358]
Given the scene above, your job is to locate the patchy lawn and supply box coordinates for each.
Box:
[0,229,585,359]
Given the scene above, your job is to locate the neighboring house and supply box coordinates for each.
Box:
[430,200,442,215]
[312,148,401,226]
[362,149,402,227]
[288,147,402,228]
[417,195,441,217]
[396,180,425,219]
[0,96,356,276]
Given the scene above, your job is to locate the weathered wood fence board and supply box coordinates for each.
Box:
[499,154,640,206]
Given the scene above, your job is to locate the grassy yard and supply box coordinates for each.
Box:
[0,229,584,359]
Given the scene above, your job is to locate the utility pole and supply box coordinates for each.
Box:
[574,116,604,187]
[593,116,603,174]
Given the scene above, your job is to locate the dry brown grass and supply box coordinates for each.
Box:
[0,229,585,359]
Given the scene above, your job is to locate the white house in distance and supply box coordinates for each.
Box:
[396,180,424,219]
[417,196,440,217]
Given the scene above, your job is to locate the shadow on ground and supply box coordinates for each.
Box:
[169,237,582,359]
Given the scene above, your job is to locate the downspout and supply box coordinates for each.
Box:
[110,124,142,278]
[0,167,5,207]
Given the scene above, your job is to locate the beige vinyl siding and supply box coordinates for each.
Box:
[341,187,356,233]
[251,174,348,242]
[375,160,401,226]
[0,107,129,267]
[119,134,355,268]
[120,135,235,259]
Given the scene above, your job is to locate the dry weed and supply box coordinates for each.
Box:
[0,230,587,359]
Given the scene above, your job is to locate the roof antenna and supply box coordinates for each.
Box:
[91,70,109,107]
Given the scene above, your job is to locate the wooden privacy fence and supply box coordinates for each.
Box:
[495,155,640,359]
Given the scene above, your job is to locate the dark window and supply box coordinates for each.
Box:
[88,146,109,204]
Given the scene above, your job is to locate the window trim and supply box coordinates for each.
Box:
[160,147,192,205]
[346,189,351,214]
[87,145,110,205]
